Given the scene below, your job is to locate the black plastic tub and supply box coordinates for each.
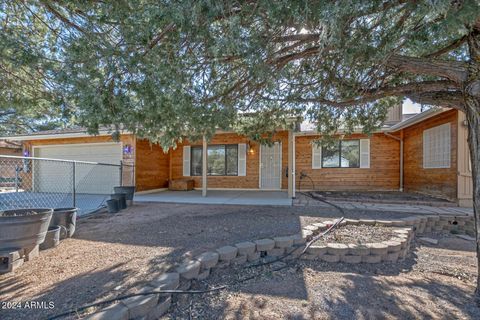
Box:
[40,226,61,250]
[114,186,136,201]
[106,199,119,213]
[51,207,77,239]
[0,208,53,251]
[111,193,127,209]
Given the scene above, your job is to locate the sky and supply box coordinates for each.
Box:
[402,98,422,114]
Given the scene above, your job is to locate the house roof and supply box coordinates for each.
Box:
[1,126,131,141]
[387,108,450,132]
[0,140,21,149]
[1,108,450,141]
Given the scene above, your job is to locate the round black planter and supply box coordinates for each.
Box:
[0,208,53,251]
[106,199,120,213]
[111,193,127,209]
[51,207,77,239]
[114,186,136,201]
[40,226,61,250]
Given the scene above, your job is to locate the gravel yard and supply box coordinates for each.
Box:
[170,235,479,319]
[313,224,394,245]
[0,201,477,319]
[312,191,453,203]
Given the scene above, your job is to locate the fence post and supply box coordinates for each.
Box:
[72,161,76,207]
[15,165,20,192]
[119,160,123,186]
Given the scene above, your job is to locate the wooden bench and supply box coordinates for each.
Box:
[169,179,194,191]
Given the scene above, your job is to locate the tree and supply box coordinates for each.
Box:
[1,0,480,297]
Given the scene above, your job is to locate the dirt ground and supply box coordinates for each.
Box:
[175,233,478,320]
[0,201,478,319]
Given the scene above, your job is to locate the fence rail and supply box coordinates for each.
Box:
[0,155,134,216]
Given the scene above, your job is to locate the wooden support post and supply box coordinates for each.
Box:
[288,130,294,198]
[202,135,207,197]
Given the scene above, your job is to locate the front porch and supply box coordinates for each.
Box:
[134,189,292,206]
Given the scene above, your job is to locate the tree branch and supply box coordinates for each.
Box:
[40,1,86,34]
[287,80,460,106]
[406,91,465,110]
[423,36,467,58]
[387,54,469,83]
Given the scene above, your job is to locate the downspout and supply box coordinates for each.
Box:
[384,132,404,192]
[202,135,207,197]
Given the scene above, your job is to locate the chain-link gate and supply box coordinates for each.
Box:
[0,155,134,216]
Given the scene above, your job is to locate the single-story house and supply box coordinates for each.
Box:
[0,140,22,156]
[0,140,23,188]
[1,106,473,207]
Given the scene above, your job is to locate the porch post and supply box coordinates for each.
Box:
[202,135,207,197]
[288,130,294,198]
[292,132,296,198]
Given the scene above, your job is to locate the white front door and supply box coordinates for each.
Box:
[260,142,282,190]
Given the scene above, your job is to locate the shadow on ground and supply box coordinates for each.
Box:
[1,201,477,320]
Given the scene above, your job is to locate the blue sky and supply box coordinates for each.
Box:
[402,98,421,114]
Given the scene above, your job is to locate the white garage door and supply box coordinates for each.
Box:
[33,143,123,194]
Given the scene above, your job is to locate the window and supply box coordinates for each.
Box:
[191,145,238,176]
[423,123,451,168]
[321,140,360,168]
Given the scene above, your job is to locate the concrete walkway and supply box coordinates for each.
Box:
[134,190,292,206]
[294,193,474,216]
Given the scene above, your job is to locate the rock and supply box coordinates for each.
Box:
[254,239,275,251]
[341,255,362,264]
[291,233,306,245]
[321,254,340,263]
[196,251,219,269]
[326,243,349,255]
[418,237,439,245]
[216,246,238,261]
[122,293,158,319]
[348,244,370,256]
[266,248,285,257]
[197,269,210,280]
[366,243,388,256]
[85,303,129,320]
[383,240,402,253]
[273,236,294,248]
[235,242,256,255]
[147,297,171,320]
[362,254,382,264]
[176,260,201,280]
[149,273,180,291]
[306,244,327,256]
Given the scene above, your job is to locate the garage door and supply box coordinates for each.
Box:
[33,143,123,194]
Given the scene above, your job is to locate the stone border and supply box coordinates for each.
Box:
[84,214,474,319]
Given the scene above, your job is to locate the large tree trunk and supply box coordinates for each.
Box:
[464,97,480,299]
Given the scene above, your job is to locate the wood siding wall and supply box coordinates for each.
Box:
[171,132,289,189]
[0,147,21,156]
[295,133,400,191]
[403,109,458,200]
[135,139,169,191]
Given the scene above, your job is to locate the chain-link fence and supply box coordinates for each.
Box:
[0,155,134,216]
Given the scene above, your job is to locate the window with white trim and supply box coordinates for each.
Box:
[423,123,451,168]
[191,144,238,176]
